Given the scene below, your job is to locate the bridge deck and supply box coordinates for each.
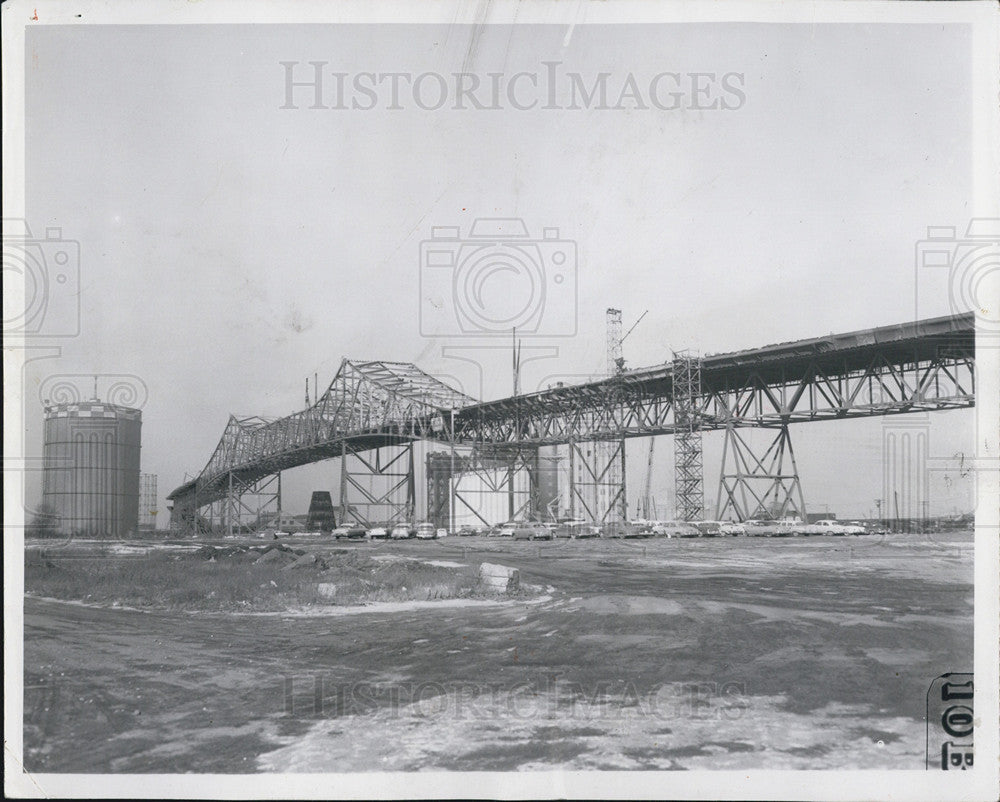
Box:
[168,313,975,510]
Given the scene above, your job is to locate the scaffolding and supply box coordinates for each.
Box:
[672,351,704,521]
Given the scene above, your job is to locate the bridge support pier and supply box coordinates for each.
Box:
[449,447,534,528]
[716,423,806,522]
[212,472,281,536]
[569,439,627,524]
[338,443,415,528]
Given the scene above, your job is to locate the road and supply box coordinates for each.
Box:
[23,531,973,772]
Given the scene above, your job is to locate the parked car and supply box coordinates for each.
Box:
[457,525,478,537]
[332,526,351,540]
[625,521,655,538]
[744,519,781,537]
[554,519,585,538]
[436,528,448,538]
[514,522,551,540]
[498,522,518,538]
[390,523,414,540]
[720,521,747,536]
[344,525,368,540]
[603,521,650,538]
[652,521,700,538]
[367,525,389,540]
[814,519,865,536]
[694,521,724,537]
[415,522,437,539]
[575,524,602,539]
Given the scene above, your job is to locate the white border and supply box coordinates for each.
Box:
[3,1,998,799]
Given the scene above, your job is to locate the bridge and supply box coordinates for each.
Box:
[168,312,975,531]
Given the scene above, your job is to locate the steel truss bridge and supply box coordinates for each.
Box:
[168,313,975,532]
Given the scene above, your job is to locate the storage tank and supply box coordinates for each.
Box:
[42,400,142,537]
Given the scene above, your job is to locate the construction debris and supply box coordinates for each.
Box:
[191,543,328,571]
[479,563,520,593]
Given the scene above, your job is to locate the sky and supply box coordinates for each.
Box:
[20,21,979,523]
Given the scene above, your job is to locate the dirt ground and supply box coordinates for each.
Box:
[22,531,973,772]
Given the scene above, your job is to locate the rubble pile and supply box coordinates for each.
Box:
[192,543,328,571]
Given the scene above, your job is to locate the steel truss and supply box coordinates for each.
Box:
[169,361,475,529]
[451,319,974,447]
[338,442,415,527]
[170,314,975,530]
[716,424,805,522]
[672,352,704,521]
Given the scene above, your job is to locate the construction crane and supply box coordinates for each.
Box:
[641,439,656,520]
[617,309,653,520]
[608,308,649,521]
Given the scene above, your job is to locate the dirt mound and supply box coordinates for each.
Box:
[192,543,314,567]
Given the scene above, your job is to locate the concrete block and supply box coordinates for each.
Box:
[479,562,520,593]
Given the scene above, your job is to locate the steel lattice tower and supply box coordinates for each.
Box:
[672,351,704,521]
[603,308,624,509]
[570,309,627,523]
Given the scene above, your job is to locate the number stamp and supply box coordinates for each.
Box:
[926,673,974,770]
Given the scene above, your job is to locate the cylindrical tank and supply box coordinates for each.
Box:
[42,400,142,537]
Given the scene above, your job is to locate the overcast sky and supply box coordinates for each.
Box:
[22,22,978,522]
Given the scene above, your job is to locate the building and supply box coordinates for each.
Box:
[139,473,158,530]
[42,399,142,537]
[306,490,337,532]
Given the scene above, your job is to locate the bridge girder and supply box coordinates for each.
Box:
[169,314,975,525]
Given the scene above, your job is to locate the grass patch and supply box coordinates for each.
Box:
[24,546,516,613]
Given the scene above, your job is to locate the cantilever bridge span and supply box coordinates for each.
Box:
[168,313,975,529]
